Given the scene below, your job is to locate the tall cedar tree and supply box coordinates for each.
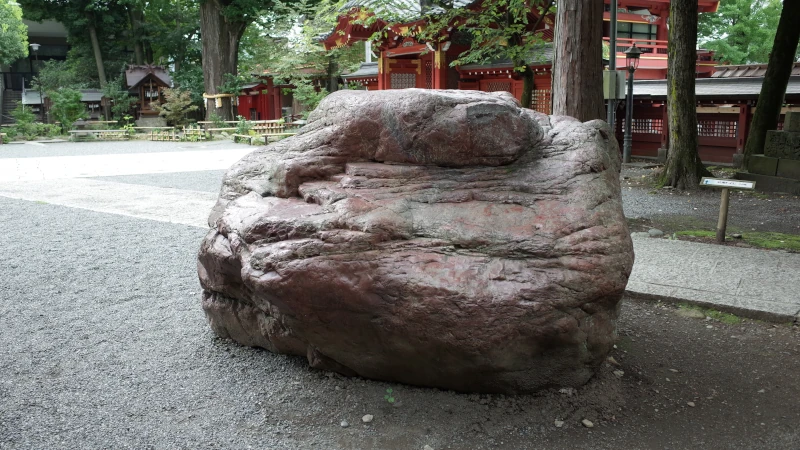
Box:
[200,0,288,120]
[742,0,800,168]
[551,0,604,121]
[661,0,712,189]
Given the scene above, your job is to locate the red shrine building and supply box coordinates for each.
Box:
[320,0,721,114]
[240,0,800,165]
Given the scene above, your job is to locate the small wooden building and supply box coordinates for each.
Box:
[125,65,172,120]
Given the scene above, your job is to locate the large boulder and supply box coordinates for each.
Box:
[198,89,634,394]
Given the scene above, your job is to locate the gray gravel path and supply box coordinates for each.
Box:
[620,172,800,235]
[90,170,227,193]
[0,140,249,159]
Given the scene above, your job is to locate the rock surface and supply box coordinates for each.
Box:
[197,89,634,394]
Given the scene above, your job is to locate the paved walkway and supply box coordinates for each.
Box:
[1,141,797,322]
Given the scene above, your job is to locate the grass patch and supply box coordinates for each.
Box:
[676,230,800,252]
[678,303,743,325]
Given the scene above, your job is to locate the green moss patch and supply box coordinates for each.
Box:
[678,303,743,325]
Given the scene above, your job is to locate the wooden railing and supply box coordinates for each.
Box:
[604,37,715,61]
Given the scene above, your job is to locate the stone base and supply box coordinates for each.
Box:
[784,111,800,133]
[764,130,800,159]
[731,153,744,169]
[777,158,800,179]
[748,155,778,176]
[657,147,667,163]
[136,117,167,128]
[736,172,800,195]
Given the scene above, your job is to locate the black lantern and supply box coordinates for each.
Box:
[622,43,642,164]
[624,43,642,72]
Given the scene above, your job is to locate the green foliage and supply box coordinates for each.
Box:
[151,88,199,126]
[102,76,139,122]
[384,388,395,404]
[32,60,83,93]
[49,89,88,132]
[173,65,206,110]
[415,0,553,70]
[698,0,787,64]
[122,115,136,135]
[238,0,364,86]
[9,102,37,139]
[234,116,253,135]
[218,73,248,95]
[6,102,63,140]
[209,112,225,129]
[0,0,28,66]
[18,0,202,88]
[289,78,329,118]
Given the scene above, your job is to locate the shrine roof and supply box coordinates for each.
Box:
[342,62,378,80]
[712,62,800,79]
[125,65,172,89]
[341,0,474,21]
[459,44,554,71]
[633,76,800,100]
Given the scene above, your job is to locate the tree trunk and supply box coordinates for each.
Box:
[517,63,534,108]
[743,0,800,168]
[199,0,248,121]
[552,0,604,121]
[661,0,712,189]
[87,18,107,87]
[129,9,144,65]
[327,56,338,93]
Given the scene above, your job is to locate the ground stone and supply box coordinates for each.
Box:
[582,419,595,428]
[198,89,634,394]
[362,414,373,423]
[648,228,664,237]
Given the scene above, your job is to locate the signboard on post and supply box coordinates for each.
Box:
[700,178,756,243]
[700,178,756,190]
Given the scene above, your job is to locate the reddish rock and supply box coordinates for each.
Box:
[198,89,634,393]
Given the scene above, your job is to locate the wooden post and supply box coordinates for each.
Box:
[701,177,755,242]
[716,188,730,243]
[433,50,447,89]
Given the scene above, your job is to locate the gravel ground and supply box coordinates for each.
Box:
[620,166,800,235]
[2,175,800,449]
[90,170,227,193]
[0,140,248,159]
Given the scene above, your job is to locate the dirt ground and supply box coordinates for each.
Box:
[258,297,799,450]
[620,163,800,249]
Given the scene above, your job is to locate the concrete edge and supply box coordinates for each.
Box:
[624,289,799,324]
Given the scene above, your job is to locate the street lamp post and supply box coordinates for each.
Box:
[622,43,642,164]
[29,43,43,122]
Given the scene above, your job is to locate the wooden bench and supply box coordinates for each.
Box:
[68,129,130,141]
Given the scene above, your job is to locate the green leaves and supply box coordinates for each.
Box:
[698,0,785,64]
[384,388,395,403]
[0,1,28,66]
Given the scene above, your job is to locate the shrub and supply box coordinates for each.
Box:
[151,88,199,126]
[49,88,87,132]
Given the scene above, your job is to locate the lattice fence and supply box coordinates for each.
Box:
[697,119,737,138]
[627,118,664,134]
[485,81,512,93]
[390,73,416,89]
[424,61,433,89]
[530,89,551,114]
